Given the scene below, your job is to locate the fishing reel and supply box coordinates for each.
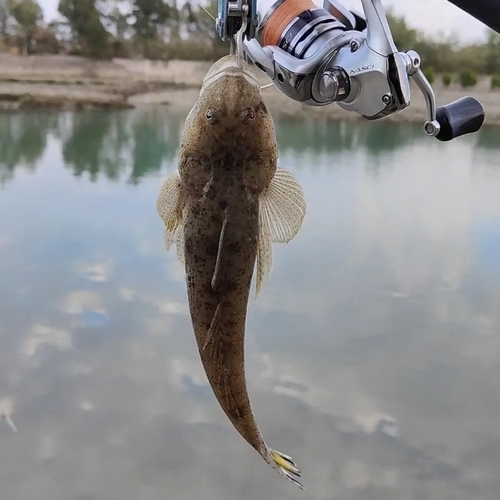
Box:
[217,0,259,41]
[217,0,485,141]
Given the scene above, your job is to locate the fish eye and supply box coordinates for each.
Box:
[241,107,255,122]
[206,107,217,120]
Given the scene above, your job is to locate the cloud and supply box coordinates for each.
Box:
[60,290,105,315]
[74,259,114,283]
[0,398,14,415]
[3,115,500,499]
[119,286,188,315]
[20,324,72,356]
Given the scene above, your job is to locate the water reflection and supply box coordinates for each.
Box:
[273,117,424,156]
[62,111,129,182]
[0,110,184,187]
[0,113,56,186]
[61,110,183,184]
[1,110,500,499]
[2,110,499,189]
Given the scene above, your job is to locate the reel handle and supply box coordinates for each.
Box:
[435,97,485,142]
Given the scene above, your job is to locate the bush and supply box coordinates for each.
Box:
[442,73,452,87]
[140,39,171,60]
[33,27,60,54]
[491,75,500,90]
[163,38,230,61]
[423,67,435,84]
[459,69,478,88]
[111,39,133,59]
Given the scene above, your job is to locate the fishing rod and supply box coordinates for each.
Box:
[448,0,500,36]
[216,0,497,141]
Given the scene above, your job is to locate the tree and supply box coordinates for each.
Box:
[130,112,178,184]
[485,30,500,74]
[180,1,199,35]
[104,5,132,39]
[0,113,49,186]
[58,0,112,58]
[62,112,121,182]
[386,11,418,50]
[32,25,61,54]
[131,0,171,40]
[0,1,9,37]
[8,0,43,54]
[195,0,229,56]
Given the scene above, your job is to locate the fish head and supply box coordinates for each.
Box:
[183,55,277,151]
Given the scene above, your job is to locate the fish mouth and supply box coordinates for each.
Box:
[202,55,260,90]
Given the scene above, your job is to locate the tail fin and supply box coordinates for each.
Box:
[269,448,304,490]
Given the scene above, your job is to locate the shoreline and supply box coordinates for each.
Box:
[0,53,499,125]
[137,85,500,126]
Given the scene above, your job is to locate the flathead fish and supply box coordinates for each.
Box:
[157,55,306,489]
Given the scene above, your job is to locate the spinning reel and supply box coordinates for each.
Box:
[216,0,485,141]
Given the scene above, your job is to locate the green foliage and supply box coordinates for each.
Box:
[111,39,133,58]
[0,0,499,72]
[387,11,418,50]
[9,0,42,29]
[187,0,229,56]
[36,25,60,53]
[491,75,500,89]
[139,37,170,59]
[0,3,8,36]
[132,0,171,39]
[442,73,452,87]
[58,0,111,59]
[103,6,131,39]
[167,39,227,60]
[0,113,54,186]
[485,31,500,74]
[8,0,43,53]
[459,69,478,88]
[423,67,435,84]
[388,11,491,76]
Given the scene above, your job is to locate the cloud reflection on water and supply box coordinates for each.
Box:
[0,111,500,499]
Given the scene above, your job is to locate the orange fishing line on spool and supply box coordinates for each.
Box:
[261,0,317,47]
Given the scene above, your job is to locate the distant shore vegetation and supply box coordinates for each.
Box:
[1,0,500,89]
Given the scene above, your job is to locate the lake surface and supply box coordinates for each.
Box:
[1,109,500,500]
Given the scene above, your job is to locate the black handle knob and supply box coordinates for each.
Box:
[435,96,485,142]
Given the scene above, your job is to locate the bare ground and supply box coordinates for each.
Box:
[131,84,500,126]
[0,54,499,125]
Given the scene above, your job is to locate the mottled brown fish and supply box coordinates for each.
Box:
[156,54,306,489]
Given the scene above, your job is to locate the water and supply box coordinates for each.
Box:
[1,109,500,500]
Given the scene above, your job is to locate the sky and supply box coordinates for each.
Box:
[39,0,490,45]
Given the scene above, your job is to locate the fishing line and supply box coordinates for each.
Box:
[200,5,216,21]
[200,3,272,90]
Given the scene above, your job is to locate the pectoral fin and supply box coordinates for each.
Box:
[202,302,222,351]
[157,171,185,264]
[174,211,186,265]
[256,168,306,297]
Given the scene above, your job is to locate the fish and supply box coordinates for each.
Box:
[156,54,306,489]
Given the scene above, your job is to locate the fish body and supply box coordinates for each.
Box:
[157,55,306,489]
